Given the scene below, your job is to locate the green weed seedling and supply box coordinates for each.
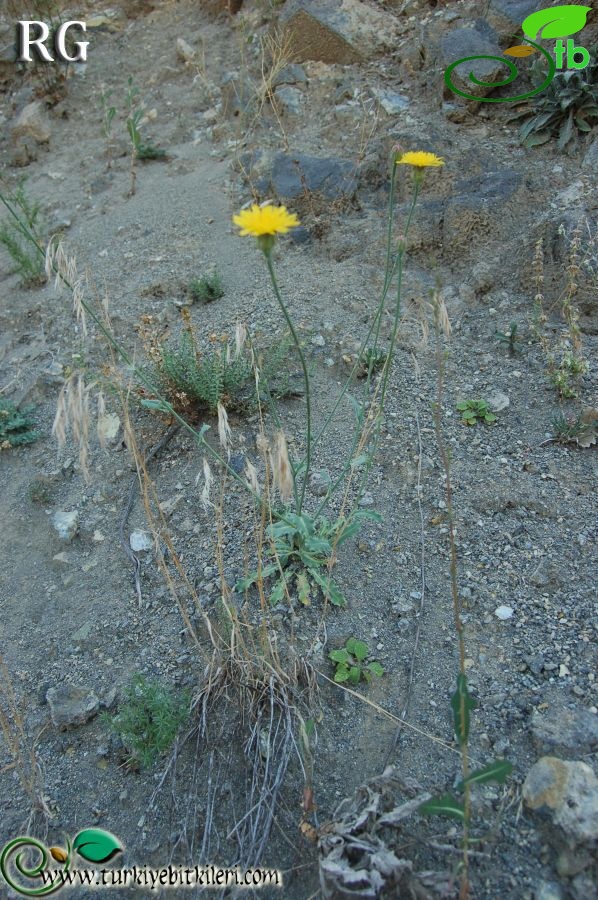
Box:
[457,399,497,426]
[236,509,381,608]
[357,347,388,378]
[0,399,40,449]
[188,272,225,304]
[329,637,384,684]
[494,321,521,355]
[419,674,513,830]
[0,180,45,286]
[125,77,167,195]
[104,674,190,770]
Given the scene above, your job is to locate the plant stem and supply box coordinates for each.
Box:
[263,248,312,514]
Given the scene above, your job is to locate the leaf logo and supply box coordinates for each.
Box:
[73,829,122,864]
[522,4,591,40]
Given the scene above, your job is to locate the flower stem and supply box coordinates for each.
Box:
[263,247,312,514]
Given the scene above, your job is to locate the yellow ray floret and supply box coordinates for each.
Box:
[233,204,300,237]
[396,151,444,168]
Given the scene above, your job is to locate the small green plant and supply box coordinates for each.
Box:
[494,321,521,355]
[510,52,598,152]
[125,77,166,195]
[418,675,513,822]
[28,478,53,505]
[357,346,388,378]
[0,399,40,449]
[236,509,381,607]
[548,408,597,447]
[329,637,384,684]
[456,399,497,426]
[104,674,190,770]
[188,272,225,304]
[0,180,45,286]
[549,351,588,398]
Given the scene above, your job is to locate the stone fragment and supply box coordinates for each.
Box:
[487,389,510,412]
[176,38,195,63]
[487,0,538,36]
[220,71,253,118]
[582,138,598,175]
[441,24,505,99]
[371,88,410,115]
[52,510,79,541]
[309,470,332,497]
[523,757,598,846]
[271,152,357,201]
[280,0,402,64]
[531,706,598,756]
[495,605,514,620]
[273,64,307,87]
[10,101,51,166]
[97,412,121,447]
[46,685,100,729]
[129,530,153,552]
[274,85,304,115]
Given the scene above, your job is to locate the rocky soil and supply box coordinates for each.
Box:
[0,1,596,898]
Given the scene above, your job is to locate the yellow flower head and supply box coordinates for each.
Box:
[396,151,444,168]
[233,204,300,238]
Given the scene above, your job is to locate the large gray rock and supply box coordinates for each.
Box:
[280,0,402,64]
[523,757,598,847]
[46,684,100,729]
[531,706,598,756]
[487,0,538,36]
[442,23,505,99]
[271,152,357,201]
[10,100,51,166]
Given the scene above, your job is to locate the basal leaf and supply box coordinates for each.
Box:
[329,649,349,664]
[334,664,350,683]
[73,828,122,864]
[348,666,361,684]
[418,795,465,822]
[451,674,476,747]
[310,567,346,606]
[296,571,311,606]
[522,5,591,40]
[346,638,369,662]
[456,759,513,792]
[367,661,385,677]
[269,576,287,606]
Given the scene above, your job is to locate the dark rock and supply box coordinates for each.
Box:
[46,684,100,729]
[443,169,523,257]
[220,71,253,118]
[271,152,357,201]
[487,0,538,36]
[441,23,505,99]
[273,63,307,87]
[531,705,598,756]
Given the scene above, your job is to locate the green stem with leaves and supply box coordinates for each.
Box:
[263,247,312,514]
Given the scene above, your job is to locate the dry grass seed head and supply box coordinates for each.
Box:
[273,429,293,502]
[52,372,93,479]
[198,457,214,511]
[217,402,232,458]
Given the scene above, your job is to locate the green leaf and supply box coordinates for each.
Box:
[451,674,476,747]
[484,412,497,423]
[269,576,287,606]
[348,394,365,426]
[334,663,350,683]
[418,795,466,822]
[140,398,174,413]
[456,401,469,411]
[329,649,349,664]
[367,661,385,677]
[522,5,591,40]
[348,666,361,684]
[524,131,552,148]
[73,828,122,863]
[346,638,369,662]
[234,563,278,593]
[296,571,311,606]
[302,535,332,556]
[310,567,346,606]
[350,453,370,469]
[456,759,513,792]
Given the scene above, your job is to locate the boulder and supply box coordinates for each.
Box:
[442,22,506,99]
[523,756,598,847]
[271,151,357,201]
[280,0,402,64]
[10,100,51,166]
[46,684,100,729]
